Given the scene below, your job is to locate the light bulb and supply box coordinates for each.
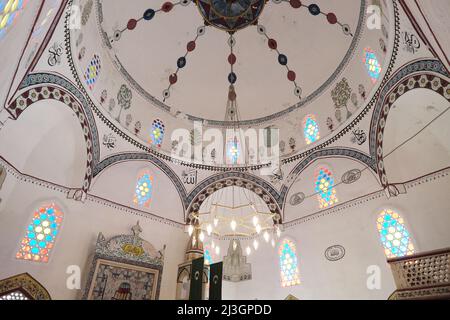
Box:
[253,240,259,250]
[215,246,220,255]
[214,218,219,227]
[276,226,282,238]
[263,231,270,243]
[192,236,197,246]
[188,224,194,236]
[207,224,213,236]
[271,239,275,248]
[230,220,237,231]
[255,224,262,234]
[252,215,259,227]
[246,246,251,255]
[199,231,205,242]
[233,241,238,251]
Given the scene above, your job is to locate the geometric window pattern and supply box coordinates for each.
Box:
[377,209,415,259]
[150,119,165,148]
[226,137,240,165]
[16,203,63,263]
[303,115,320,145]
[133,170,153,208]
[314,167,338,209]
[0,291,29,300]
[279,239,300,287]
[204,248,213,266]
[84,54,101,90]
[0,0,28,40]
[364,47,382,83]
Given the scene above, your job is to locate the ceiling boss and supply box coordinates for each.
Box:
[196,0,266,32]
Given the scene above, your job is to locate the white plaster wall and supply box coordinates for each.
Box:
[0,177,188,300]
[222,174,450,300]
[383,89,450,183]
[0,101,88,188]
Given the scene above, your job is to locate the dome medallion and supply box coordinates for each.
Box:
[196,0,266,32]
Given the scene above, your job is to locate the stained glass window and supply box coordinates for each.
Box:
[364,48,382,83]
[204,248,213,265]
[227,137,240,164]
[84,54,101,90]
[133,170,153,208]
[315,167,338,209]
[0,0,28,40]
[303,115,320,145]
[377,209,415,259]
[150,119,165,147]
[279,239,300,287]
[16,203,63,263]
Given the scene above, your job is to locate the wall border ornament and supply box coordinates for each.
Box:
[0,273,51,300]
[6,73,100,193]
[186,171,283,223]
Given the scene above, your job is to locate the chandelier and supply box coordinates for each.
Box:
[187,185,282,256]
[183,63,284,254]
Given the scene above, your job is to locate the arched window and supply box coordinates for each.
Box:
[315,166,338,209]
[0,0,29,40]
[303,115,320,145]
[133,170,153,208]
[84,54,101,90]
[377,209,415,259]
[226,137,240,165]
[363,48,381,83]
[150,119,165,147]
[16,203,63,263]
[279,239,300,287]
[204,247,213,265]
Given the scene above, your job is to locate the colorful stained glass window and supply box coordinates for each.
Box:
[303,115,320,145]
[0,0,29,40]
[150,119,165,147]
[315,167,338,209]
[133,170,153,208]
[227,137,240,164]
[204,248,213,265]
[16,203,63,263]
[279,239,300,287]
[377,209,415,259]
[364,48,382,83]
[84,54,101,90]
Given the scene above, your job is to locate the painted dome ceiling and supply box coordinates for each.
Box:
[69,0,392,164]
